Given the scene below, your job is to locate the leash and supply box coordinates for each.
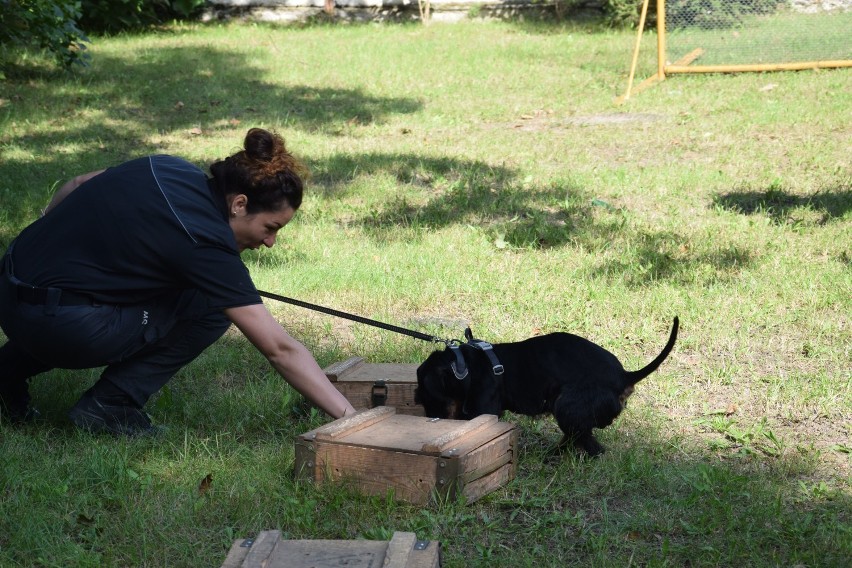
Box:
[257,289,504,383]
[257,289,452,345]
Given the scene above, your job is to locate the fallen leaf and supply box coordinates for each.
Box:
[726,404,738,416]
[229,118,241,126]
[174,101,184,110]
[759,83,778,92]
[198,473,213,496]
[188,127,203,136]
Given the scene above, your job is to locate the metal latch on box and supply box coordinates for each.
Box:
[370,380,388,407]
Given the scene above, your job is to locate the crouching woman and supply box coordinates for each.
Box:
[0,128,356,434]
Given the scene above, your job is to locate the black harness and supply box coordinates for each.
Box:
[449,327,505,380]
[446,328,505,416]
[255,289,506,396]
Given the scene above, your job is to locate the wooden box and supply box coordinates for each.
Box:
[221,530,440,568]
[294,406,518,505]
[323,357,423,415]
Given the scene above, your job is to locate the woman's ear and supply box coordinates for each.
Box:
[229,194,248,216]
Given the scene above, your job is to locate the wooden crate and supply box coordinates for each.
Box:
[221,530,440,568]
[323,357,423,415]
[294,406,518,505]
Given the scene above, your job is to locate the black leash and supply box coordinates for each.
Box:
[257,289,449,345]
[257,289,505,384]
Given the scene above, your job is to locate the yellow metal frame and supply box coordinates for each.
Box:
[616,1,852,103]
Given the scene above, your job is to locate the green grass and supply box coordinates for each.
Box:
[1,18,850,567]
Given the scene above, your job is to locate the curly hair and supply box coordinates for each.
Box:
[209,128,308,213]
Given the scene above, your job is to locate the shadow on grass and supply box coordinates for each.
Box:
[0,43,421,246]
[713,183,852,225]
[479,413,852,567]
[312,153,593,249]
[313,154,754,286]
[588,228,754,287]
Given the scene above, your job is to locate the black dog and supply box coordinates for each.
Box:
[415,317,679,457]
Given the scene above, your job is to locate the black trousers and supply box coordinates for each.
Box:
[0,248,230,408]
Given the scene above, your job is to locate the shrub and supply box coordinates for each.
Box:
[0,0,90,68]
[602,0,645,27]
[78,0,207,32]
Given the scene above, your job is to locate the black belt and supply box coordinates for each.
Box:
[16,286,96,306]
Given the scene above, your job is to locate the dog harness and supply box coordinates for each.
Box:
[449,327,505,380]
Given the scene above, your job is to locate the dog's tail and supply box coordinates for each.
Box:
[624,316,679,385]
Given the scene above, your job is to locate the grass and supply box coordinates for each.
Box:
[1,17,850,567]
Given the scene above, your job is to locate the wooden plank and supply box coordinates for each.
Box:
[338,415,510,454]
[441,421,515,456]
[223,533,441,568]
[241,530,281,567]
[383,531,416,568]
[220,538,252,568]
[338,415,467,453]
[455,423,516,480]
[421,415,498,454]
[267,539,387,567]
[311,406,396,442]
[341,363,418,383]
[461,461,516,504]
[323,357,365,381]
[459,439,513,484]
[294,435,319,481]
[313,443,440,504]
[507,427,519,480]
[406,539,442,568]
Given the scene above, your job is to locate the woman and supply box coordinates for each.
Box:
[0,128,356,434]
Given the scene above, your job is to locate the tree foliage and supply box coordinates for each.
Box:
[0,0,206,71]
[0,0,90,68]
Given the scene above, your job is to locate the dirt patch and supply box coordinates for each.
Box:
[486,111,668,132]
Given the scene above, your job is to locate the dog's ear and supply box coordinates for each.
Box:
[460,347,503,418]
[416,350,457,418]
[465,374,502,417]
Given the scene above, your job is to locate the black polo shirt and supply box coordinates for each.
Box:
[11,155,261,310]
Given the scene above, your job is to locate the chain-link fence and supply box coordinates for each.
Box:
[618,0,851,101]
[663,0,852,70]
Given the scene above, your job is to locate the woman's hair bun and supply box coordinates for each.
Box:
[244,128,277,163]
[210,127,307,212]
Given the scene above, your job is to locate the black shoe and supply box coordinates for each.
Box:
[68,389,160,437]
[0,384,40,424]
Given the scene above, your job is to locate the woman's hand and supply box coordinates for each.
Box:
[224,303,356,419]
